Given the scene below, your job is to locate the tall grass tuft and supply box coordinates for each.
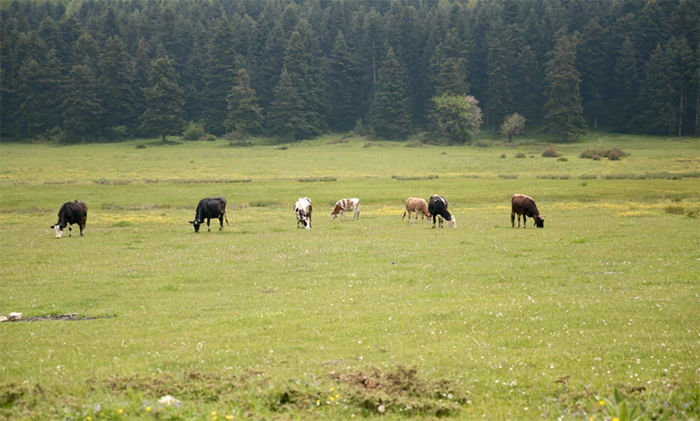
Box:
[391,175,438,181]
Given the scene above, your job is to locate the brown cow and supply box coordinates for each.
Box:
[402,197,430,223]
[511,194,544,228]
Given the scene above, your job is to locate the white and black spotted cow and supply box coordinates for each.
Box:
[428,195,457,228]
[50,200,88,238]
[331,198,360,220]
[295,197,313,229]
[189,197,229,232]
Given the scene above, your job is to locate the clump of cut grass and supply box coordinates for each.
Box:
[557,156,568,162]
[500,153,506,158]
[334,365,467,417]
[44,180,76,185]
[579,174,598,180]
[541,143,561,158]
[514,152,526,158]
[249,200,281,208]
[297,176,337,182]
[275,145,288,150]
[537,174,572,180]
[499,174,518,179]
[404,140,426,148]
[93,179,132,185]
[327,138,350,144]
[363,142,376,148]
[664,205,685,215]
[167,178,251,184]
[473,140,492,148]
[391,175,438,181]
[135,144,146,149]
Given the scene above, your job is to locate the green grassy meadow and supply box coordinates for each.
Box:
[1,134,699,420]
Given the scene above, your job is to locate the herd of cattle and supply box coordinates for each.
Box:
[50,193,544,238]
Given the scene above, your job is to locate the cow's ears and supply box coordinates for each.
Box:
[188,220,194,224]
[50,225,55,228]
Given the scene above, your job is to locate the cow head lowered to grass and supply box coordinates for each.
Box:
[331,198,360,220]
[511,194,544,228]
[295,197,313,229]
[189,197,229,232]
[428,195,457,228]
[50,200,88,238]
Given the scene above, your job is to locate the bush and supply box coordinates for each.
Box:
[182,122,206,140]
[557,156,568,162]
[541,143,561,158]
[514,152,526,158]
[580,146,629,161]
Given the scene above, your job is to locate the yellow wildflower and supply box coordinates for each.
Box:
[117,409,124,415]
[145,406,151,412]
[599,400,605,406]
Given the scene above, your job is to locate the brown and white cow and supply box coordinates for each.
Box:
[295,197,313,229]
[511,194,544,228]
[402,197,430,223]
[50,200,87,238]
[331,198,360,220]
[428,195,457,228]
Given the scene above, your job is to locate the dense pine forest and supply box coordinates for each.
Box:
[1,0,698,143]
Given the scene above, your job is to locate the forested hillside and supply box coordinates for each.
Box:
[1,0,698,143]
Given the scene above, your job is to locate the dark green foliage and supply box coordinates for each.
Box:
[62,63,102,143]
[266,67,309,141]
[543,28,586,142]
[226,68,263,140]
[201,17,242,135]
[139,56,184,142]
[0,0,697,142]
[99,36,136,134]
[428,94,483,144]
[367,48,412,139]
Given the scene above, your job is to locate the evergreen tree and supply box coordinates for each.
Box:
[282,19,327,138]
[430,28,468,97]
[486,22,516,130]
[98,36,136,135]
[638,44,674,134]
[225,68,263,140]
[543,28,586,141]
[62,63,102,143]
[513,45,544,126]
[327,30,360,132]
[14,50,64,138]
[612,36,641,132]
[201,17,242,135]
[139,56,184,141]
[266,67,309,141]
[578,17,607,129]
[366,47,412,139]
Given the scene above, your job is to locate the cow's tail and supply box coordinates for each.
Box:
[224,212,229,226]
[401,209,407,220]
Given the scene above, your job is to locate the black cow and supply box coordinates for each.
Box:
[428,195,457,228]
[189,197,229,232]
[50,200,87,238]
[511,194,544,228]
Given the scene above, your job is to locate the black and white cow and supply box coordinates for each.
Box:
[511,194,544,228]
[294,197,312,229]
[189,197,229,232]
[50,200,88,238]
[428,195,457,228]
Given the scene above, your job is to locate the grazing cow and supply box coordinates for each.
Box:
[402,197,430,223]
[295,197,313,229]
[511,194,545,228]
[331,198,360,220]
[428,195,457,228]
[189,197,229,232]
[50,200,87,238]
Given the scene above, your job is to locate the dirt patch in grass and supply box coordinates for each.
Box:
[16,314,115,322]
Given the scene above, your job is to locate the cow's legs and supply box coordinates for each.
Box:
[68,223,73,237]
[511,212,515,227]
[206,218,211,231]
[522,215,527,228]
[219,216,224,231]
[79,223,85,236]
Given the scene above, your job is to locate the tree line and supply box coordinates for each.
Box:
[1,0,698,144]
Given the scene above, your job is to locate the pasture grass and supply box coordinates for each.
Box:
[0,134,699,420]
